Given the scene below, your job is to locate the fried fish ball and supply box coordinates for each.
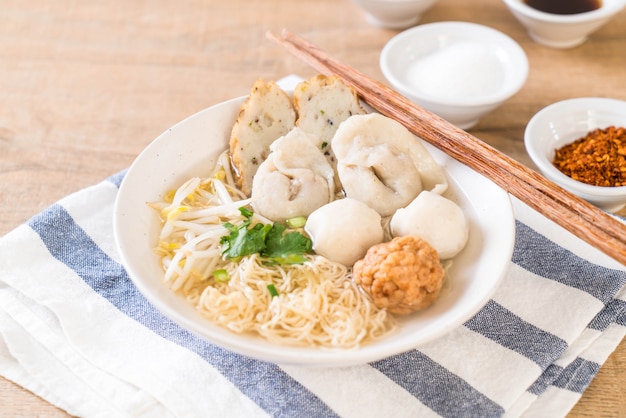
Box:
[352,236,445,315]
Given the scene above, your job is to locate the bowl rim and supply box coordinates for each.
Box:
[524,97,626,198]
[380,21,529,108]
[502,0,626,23]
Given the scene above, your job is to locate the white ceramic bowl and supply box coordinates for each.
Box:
[114,87,515,367]
[502,0,626,49]
[525,97,626,212]
[380,21,528,130]
[351,0,439,29]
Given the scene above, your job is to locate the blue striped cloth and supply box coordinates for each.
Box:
[1,170,626,417]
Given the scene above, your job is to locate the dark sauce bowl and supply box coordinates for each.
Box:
[502,0,626,48]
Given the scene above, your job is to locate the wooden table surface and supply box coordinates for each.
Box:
[1,0,625,416]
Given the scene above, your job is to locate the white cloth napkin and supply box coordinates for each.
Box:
[2,79,626,418]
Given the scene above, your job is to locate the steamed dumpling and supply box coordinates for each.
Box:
[390,190,468,259]
[305,198,384,266]
[332,113,448,216]
[335,142,422,216]
[251,127,335,222]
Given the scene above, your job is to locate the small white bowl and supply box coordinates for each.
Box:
[351,0,439,29]
[525,97,626,212]
[502,0,626,49]
[380,21,528,130]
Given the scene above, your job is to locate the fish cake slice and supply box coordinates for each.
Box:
[294,74,366,158]
[229,78,296,196]
[294,74,366,193]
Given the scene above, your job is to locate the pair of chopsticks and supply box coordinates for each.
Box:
[267,29,626,267]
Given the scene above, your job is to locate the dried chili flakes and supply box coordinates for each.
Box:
[552,126,626,187]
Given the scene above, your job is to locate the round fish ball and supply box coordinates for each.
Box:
[305,198,384,266]
[390,190,468,259]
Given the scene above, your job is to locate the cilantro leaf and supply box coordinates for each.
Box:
[220,207,312,264]
[221,221,272,259]
[262,222,312,264]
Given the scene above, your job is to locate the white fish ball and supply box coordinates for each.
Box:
[390,190,468,259]
[305,198,384,266]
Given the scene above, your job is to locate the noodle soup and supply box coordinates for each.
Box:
[150,152,395,349]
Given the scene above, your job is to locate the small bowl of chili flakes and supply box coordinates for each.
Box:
[525,97,626,213]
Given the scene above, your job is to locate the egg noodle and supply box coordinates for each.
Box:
[150,151,395,348]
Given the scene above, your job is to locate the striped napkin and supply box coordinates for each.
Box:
[2,118,626,417]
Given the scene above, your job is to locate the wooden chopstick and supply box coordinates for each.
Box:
[267,28,626,267]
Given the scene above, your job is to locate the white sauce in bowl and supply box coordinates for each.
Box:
[405,41,506,101]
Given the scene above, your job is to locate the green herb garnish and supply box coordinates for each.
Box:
[221,208,272,260]
[263,222,312,264]
[285,216,306,229]
[212,268,230,282]
[220,207,312,264]
[267,284,279,297]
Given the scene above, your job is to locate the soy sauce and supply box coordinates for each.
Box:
[523,0,602,14]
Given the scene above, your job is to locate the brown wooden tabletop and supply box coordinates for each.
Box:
[1,0,625,416]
